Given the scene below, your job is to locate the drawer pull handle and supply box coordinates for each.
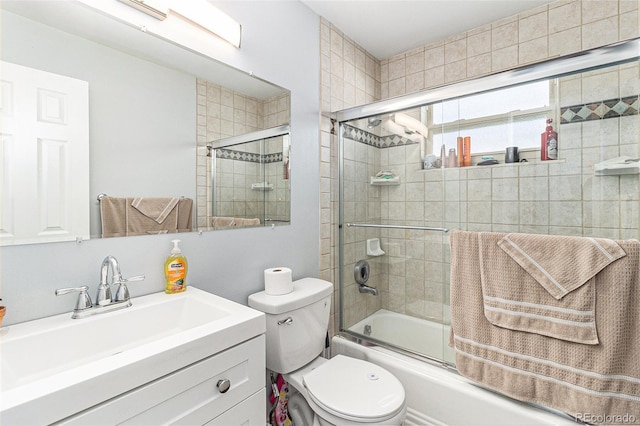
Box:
[277,317,293,326]
[217,378,231,393]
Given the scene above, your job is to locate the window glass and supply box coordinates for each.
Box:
[432,80,552,124]
[430,80,554,155]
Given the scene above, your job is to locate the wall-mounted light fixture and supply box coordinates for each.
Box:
[170,0,241,48]
[118,0,241,48]
[118,0,168,20]
[394,113,429,138]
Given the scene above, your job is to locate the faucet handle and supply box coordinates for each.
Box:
[55,286,93,312]
[114,274,145,303]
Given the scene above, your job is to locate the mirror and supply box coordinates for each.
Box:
[0,1,291,245]
[206,125,291,229]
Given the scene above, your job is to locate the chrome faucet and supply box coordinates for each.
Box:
[98,255,145,305]
[358,283,378,296]
[97,255,119,306]
[55,256,145,319]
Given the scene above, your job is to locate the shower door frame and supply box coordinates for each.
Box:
[335,38,640,365]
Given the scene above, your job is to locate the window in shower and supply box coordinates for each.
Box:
[429,79,557,155]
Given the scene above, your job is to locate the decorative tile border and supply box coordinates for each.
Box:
[342,124,418,148]
[263,153,283,163]
[560,95,639,124]
[216,148,283,163]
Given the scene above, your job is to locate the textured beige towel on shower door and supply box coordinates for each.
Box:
[479,233,625,345]
[449,230,640,421]
[497,232,626,298]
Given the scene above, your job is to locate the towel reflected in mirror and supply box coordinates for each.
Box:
[100,196,193,238]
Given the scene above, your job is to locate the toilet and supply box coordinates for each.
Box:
[248,277,406,426]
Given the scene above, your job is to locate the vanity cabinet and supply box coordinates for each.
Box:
[56,335,266,425]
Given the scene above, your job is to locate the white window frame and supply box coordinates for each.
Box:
[426,79,558,156]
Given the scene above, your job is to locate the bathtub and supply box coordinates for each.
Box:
[336,311,575,426]
[348,309,455,364]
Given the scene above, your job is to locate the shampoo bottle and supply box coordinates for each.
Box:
[541,119,558,161]
[165,239,188,294]
[463,136,471,166]
[457,137,464,167]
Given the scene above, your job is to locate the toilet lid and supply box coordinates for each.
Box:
[303,355,405,422]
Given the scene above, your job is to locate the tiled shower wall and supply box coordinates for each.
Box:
[377,65,638,323]
[320,1,640,335]
[213,146,263,220]
[196,79,290,228]
[214,144,289,223]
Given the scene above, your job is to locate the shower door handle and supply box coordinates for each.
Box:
[277,317,293,325]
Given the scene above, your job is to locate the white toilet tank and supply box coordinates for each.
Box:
[248,278,333,373]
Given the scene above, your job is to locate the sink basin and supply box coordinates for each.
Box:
[0,287,265,425]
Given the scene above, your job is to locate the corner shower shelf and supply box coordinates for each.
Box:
[370,176,400,185]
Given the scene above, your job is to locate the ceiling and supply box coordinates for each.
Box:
[301,0,554,60]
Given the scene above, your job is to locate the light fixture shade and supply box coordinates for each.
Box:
[394,113,428,138]
[170,0,241,48]
[118,0,168,20]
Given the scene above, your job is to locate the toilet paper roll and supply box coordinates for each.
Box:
[264,267,293,295]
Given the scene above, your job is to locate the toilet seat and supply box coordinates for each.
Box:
[302,355,405,423]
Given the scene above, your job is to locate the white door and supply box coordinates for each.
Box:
[0,61,89,245]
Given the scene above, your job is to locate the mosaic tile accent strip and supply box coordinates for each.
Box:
[342,124,379,147]
[216,148,283,163]
[263,153,284,163]
[342,124,418,148]
[560,95,639,124]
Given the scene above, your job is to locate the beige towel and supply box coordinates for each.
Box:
[237,218,260,227]
[211,217,236,228]
[478,232,626,344]
[131,197,179,224]
[100,197,127,237]
[211,217,260,228]
[497,233,626,298]
[101,197,193,237]
[450,230,640,420]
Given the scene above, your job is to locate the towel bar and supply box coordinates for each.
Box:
[97,194,187,202]
[345,223,449,233]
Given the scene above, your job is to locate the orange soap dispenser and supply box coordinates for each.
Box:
[164,239,188,294]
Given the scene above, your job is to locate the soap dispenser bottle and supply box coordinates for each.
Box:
[165,239,188,294]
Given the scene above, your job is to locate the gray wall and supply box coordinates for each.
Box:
[0,1,320,325]
[1,11,197,238]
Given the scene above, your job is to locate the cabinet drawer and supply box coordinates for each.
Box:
[57,335,265,425]
[205,388,266,426]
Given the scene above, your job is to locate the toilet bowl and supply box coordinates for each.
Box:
[285,355,406,426]
[248,278,407,426]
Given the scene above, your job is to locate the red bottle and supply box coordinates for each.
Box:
[541,119,558,161]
